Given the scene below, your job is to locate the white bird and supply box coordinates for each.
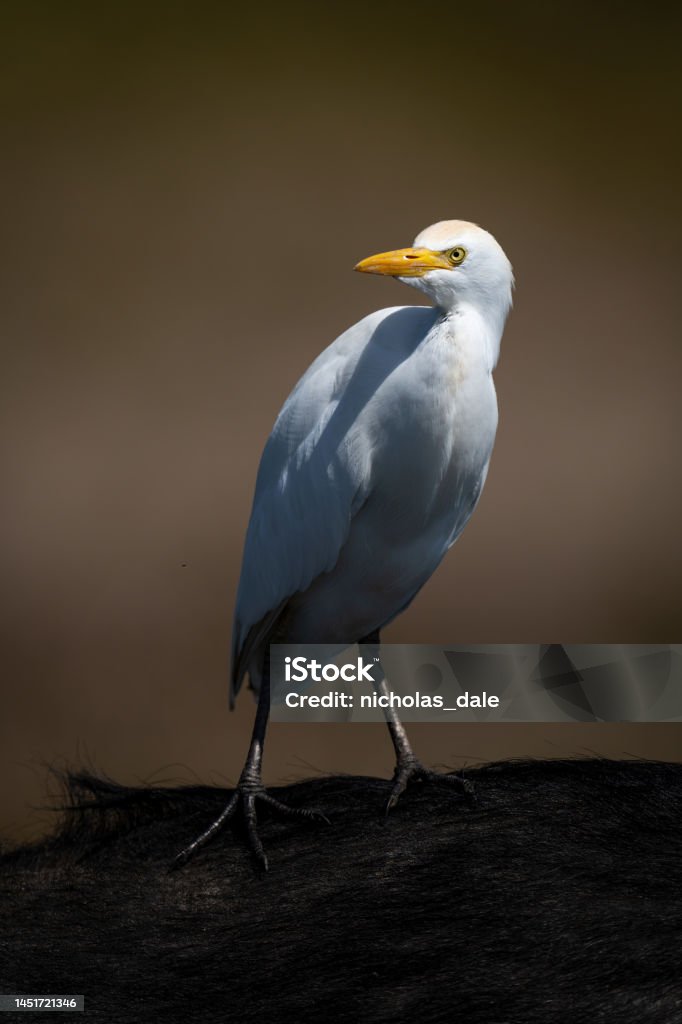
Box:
[176,219,514,869]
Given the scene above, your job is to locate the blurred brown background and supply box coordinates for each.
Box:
[2,3,681,842]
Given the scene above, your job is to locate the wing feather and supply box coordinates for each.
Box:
[229,304,436,701]
[230,312,386,699]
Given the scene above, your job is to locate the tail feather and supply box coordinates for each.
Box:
[229,602,288,708]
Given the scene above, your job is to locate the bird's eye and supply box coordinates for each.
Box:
[447,246,467,265]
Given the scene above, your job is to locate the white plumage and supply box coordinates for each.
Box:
[231,220,513,700]
[177,218,514,868]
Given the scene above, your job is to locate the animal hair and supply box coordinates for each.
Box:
[1,758,681,1023]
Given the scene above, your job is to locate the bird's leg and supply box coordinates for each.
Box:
[359,631,475,814]
[173,649,328,871]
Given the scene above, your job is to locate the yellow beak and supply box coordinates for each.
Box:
[354,247,452,277]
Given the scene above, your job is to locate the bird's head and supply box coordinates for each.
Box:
[354,220,513,328]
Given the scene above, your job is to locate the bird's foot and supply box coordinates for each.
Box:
[172,780,329,872]
[385,757,476,815]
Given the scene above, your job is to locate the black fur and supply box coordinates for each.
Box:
[1,759,681,1022]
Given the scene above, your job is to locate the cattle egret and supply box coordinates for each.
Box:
[176,220,514,868]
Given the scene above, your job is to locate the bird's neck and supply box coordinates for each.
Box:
[436,300,504,373]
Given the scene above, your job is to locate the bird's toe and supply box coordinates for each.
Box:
[259,792,330,825]
[172,784,329,871]
[243,793,268,871]
[384,762,476,815]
